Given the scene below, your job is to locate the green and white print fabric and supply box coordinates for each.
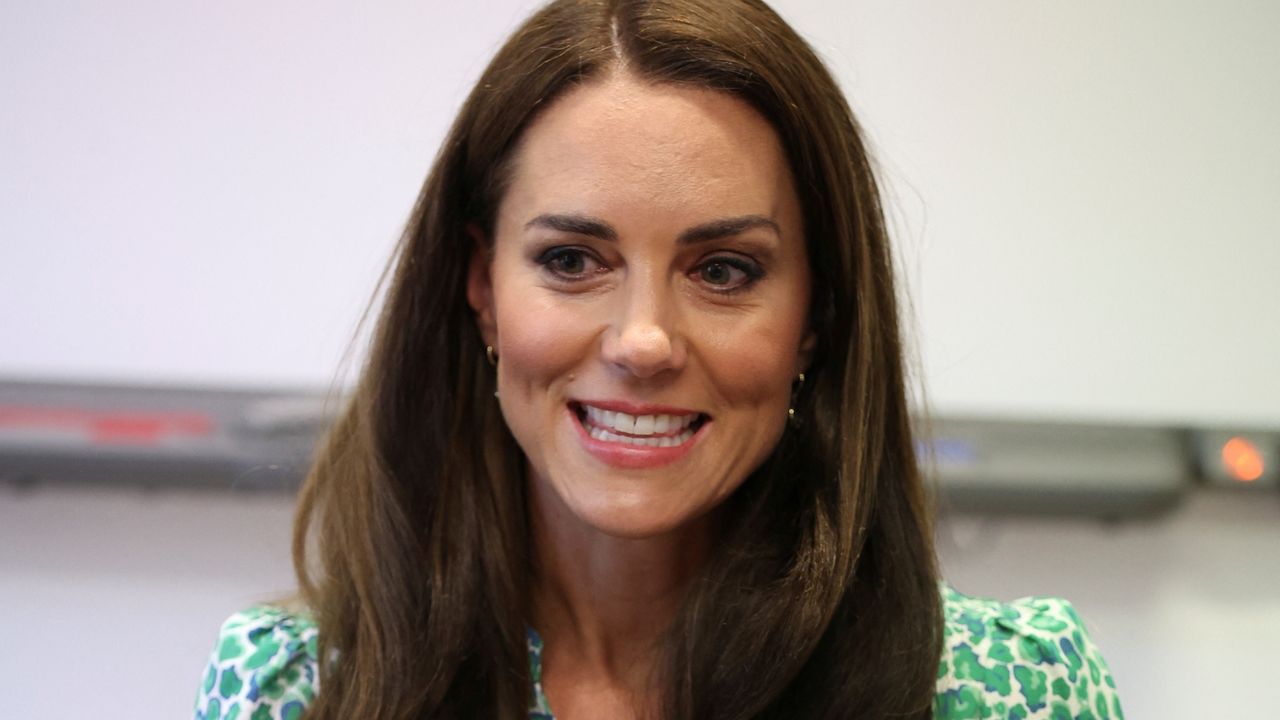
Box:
[935,584,1123,719]
[196,584,1122,719]
[195,608,317,720]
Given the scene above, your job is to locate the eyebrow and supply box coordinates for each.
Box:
[524,213,781,245]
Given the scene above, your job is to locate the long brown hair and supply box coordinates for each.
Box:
[293,1,940,717]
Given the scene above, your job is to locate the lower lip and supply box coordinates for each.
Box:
[568,406,708,469]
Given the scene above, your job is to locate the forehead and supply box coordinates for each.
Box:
[501,72,798,227]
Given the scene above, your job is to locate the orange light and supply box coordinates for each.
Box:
[1222,437,1264,482]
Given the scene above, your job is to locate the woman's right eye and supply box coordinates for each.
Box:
[536,246,602,280]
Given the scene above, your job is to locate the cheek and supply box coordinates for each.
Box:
[699,308,807,411]
[490,280,596,414]
[498,305,580,376]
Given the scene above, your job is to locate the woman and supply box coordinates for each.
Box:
[196,1,1123,718]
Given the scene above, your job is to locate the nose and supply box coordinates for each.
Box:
[600,273,686,379]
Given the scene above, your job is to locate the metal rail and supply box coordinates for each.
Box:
[1,379,1273,515]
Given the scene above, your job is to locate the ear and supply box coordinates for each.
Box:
[465,224,498,348]
[796,328,817,375]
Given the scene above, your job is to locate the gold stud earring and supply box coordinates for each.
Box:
[485,345,500,398]
[787,372,805,422]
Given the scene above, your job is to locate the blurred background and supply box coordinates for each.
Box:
[2,0,1277,716]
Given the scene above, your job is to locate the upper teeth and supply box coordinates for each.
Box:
[583,405,699,436]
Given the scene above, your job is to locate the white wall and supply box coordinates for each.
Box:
[0,485,296,718]
[938,493,1280,718]
[824,0,1280,427]
[2,0,1276,424]
[3,1,1278,717]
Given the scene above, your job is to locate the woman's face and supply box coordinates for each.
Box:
[468,72,813,539]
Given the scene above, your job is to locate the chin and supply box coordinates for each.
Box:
[586,513,687,540]
[571,487,718,539]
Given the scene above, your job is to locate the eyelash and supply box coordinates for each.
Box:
[694,256,764,294]
[534,246,765,294]
[536,246,605,279]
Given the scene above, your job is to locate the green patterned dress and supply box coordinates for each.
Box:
[194,584,1123,719]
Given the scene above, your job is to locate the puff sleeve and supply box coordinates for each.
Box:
[193,606,320,720]
[935,584,1124,720]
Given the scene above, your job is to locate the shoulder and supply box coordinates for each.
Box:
[935,583,1124,720]
[193,605,320,720]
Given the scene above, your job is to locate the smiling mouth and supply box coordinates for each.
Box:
[570,402,708,448]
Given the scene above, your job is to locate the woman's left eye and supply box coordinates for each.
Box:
[694,256,763,292]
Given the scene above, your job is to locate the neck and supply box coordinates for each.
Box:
[528,471,715,691]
